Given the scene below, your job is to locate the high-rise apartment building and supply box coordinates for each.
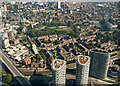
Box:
[89,49,110,79]
[58,0,61,9]
[4,4,7,12]
[52,59,66,86]
[76,55,90,85]
[0,8,2,17]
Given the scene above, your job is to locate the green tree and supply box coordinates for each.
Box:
[26,64,29,68]
[44,61,46,64]
[96,42,100,47]
[69,43,74,48]
[54,40,60,45]
[91,43,94,47]
[47,59,51,65]
[36,54,39,60]
[3,74,12,84]
[16,36,19,39]
[32,58,36,62]
[30,31,36,37]
[22,37,27,42]
[19,64,22,67]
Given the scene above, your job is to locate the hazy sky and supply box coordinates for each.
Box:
[1,0,120,2]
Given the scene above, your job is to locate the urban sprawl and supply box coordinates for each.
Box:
[0,1,120,86]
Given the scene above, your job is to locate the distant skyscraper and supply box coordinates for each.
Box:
[52,59,66,86]
[4,4,7,12]
[58,0,61,9]
[10,1,16,5]
[0,8,2,17]
[89,50,110,79]
[76,55,90,85]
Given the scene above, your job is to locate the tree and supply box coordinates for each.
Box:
[44,61,46,64]
[32,58,36,62]
[26,64,29,68]
[36,54,39,60]
[30,31,36,37]
[78,40,82,43]
[31,38,34,41]
[109,17,114,23]
[96,42,100,47]
[41,44,45,47]
[70,31,75,38]
[118,2,120,29]
[91,43,94,47]
[47,58,51,65]
[3,74,12,84]
[19,64,22,67]
[54,40,60,45]
[22,37,27,42]
[69,43,74,48]
[16,36,19,39]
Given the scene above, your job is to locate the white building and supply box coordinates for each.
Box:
[76,55,90,85]
[58,0,61,9]
[2,39,10,48]
[32,44,39,54]
[6,44,28,61]
[2,32,8,39]
[10,1,16,5]
[52,59,66,86]
[31,22,39,28]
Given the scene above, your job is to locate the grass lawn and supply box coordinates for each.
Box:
[35,25,72,33]
[74,22,83,25]
[55,27,72,33]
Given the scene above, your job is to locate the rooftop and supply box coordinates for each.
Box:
[77,55,90,64]
[91,49,109,53]
[52,59,66,70]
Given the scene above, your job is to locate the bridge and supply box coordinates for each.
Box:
[0,49,32,86]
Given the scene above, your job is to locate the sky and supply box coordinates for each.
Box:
[1,0,120,2]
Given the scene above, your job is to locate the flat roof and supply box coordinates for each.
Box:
[91,49,108,53]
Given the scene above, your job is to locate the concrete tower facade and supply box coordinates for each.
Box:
[76,55,90,85]
[58,0,61,9]
[52,59,66,86]
[89,49,110,79]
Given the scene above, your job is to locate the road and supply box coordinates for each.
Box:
[0,49,32,86]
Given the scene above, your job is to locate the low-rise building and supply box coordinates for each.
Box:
[2,38,10,48]
[32,44,39,54]
[23,57,31,65]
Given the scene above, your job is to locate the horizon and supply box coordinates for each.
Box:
[1,0,120,2]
